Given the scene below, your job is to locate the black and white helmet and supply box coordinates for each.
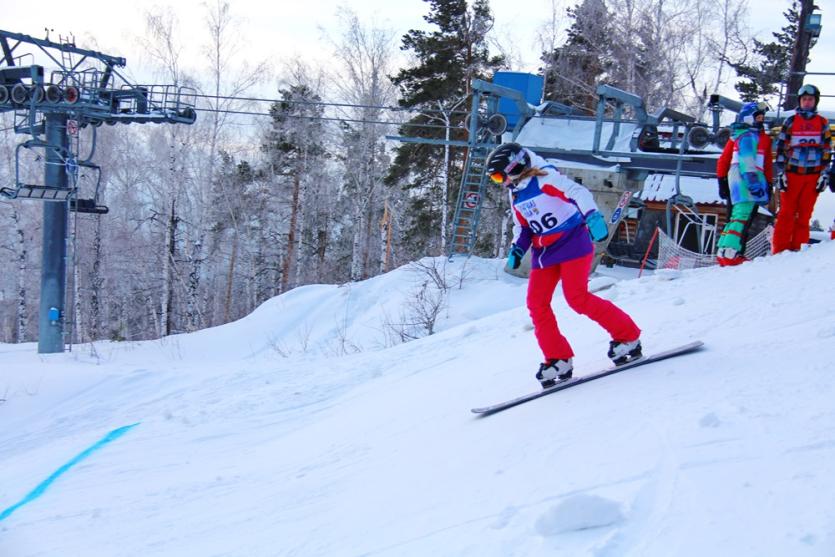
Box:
[485,142,530,187]
[797,84,820,109]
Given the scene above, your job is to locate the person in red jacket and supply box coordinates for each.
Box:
[772,84,835,253]
[715,102,773,266]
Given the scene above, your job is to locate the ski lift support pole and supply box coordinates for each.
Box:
[0,29,196,353]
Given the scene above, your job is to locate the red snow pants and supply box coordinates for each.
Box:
[526,253,641,361]
[773,173,820,254]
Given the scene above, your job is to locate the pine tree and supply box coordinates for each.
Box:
[729,0,813,103]
[540,0,611,111]
[388,0,504,258]
[263,82,329,292]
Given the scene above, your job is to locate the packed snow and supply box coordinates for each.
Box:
[2,245,835,556]
[516,117,637,155]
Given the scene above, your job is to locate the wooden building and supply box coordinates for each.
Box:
[607,173,775,266]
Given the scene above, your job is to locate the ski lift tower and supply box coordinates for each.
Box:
[0,29,197,353]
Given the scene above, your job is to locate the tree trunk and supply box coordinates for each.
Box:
[223,230,238,322]
[350,204,364,281]
[380,201,392,274]
[784,0,815,110]
[13,207,28,343]
[282,174,301,293]
[89,215,103,342]
[161,198,177,336]
[441,115,451,254]
[185,235,204,332]
[363,190,376,278]
[293,171,307,289]
[73,249,82,344]
[317,227,328,278]
[498,210,510,257]
[148,294,161,339]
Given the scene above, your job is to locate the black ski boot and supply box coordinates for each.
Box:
[608,339,642,366]
[536,358,573,389]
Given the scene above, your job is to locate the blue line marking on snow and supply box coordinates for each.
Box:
[0,422,140,522]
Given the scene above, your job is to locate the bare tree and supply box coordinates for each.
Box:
[0,116,33,343]
[144,10,189,336]
[328,8,397,281]
[11,204,29,342]
[384,258,451,342]
[202,0,270,326]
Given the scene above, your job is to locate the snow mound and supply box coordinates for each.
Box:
[3,243,835,556]
[535,494,625,536]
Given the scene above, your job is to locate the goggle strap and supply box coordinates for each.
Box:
[503,149,526,175]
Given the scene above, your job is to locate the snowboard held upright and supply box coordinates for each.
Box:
[471,341,704,416]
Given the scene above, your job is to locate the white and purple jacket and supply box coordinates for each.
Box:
[510,151,598,269]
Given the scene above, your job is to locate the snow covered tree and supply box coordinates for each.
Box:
[729,0,813,105]
[0,116,40,343]
[679,0,750,118]
[328,9,397,281]
[143,10,194,336]
[538,0,751,115]
[388,0,505,259]
[199,0,269,328]
[540,0,611,111]
[599,0,691,110]
[263,68,330,292]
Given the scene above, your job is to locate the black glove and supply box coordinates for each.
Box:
[775,173,787,192]
[830,173,835,193]
[717,177,730,200]
[816,172,829,193]
[750,185,766,199]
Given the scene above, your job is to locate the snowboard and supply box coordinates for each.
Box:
[471,340,704,416]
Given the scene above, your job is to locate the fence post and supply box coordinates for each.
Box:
[638,227,660,278]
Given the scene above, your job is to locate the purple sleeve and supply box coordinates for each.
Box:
[509,190,532,253]
[515,225,532,253]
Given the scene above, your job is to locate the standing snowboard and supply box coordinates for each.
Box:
[472,341,704,416]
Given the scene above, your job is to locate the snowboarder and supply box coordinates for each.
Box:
[715,101,773,266]
[486,143,642,388]
[772,84,835,254]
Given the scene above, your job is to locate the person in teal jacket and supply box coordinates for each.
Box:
[715,102,773,266]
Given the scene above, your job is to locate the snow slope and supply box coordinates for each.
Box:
[2,247,835,557]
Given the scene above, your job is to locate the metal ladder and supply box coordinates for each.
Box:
[448,140,495,257]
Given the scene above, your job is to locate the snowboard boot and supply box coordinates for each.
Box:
[717,247,748,267]
[608,339,642,366]
[536,358,573,389]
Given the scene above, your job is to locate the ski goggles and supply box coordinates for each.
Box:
[798,84,818,98]
[488,171,510,185]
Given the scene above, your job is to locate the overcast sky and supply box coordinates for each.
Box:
[5,0,834,107]
[4,0,835,223]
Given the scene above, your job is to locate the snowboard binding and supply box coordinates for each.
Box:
[608,339,643,366]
